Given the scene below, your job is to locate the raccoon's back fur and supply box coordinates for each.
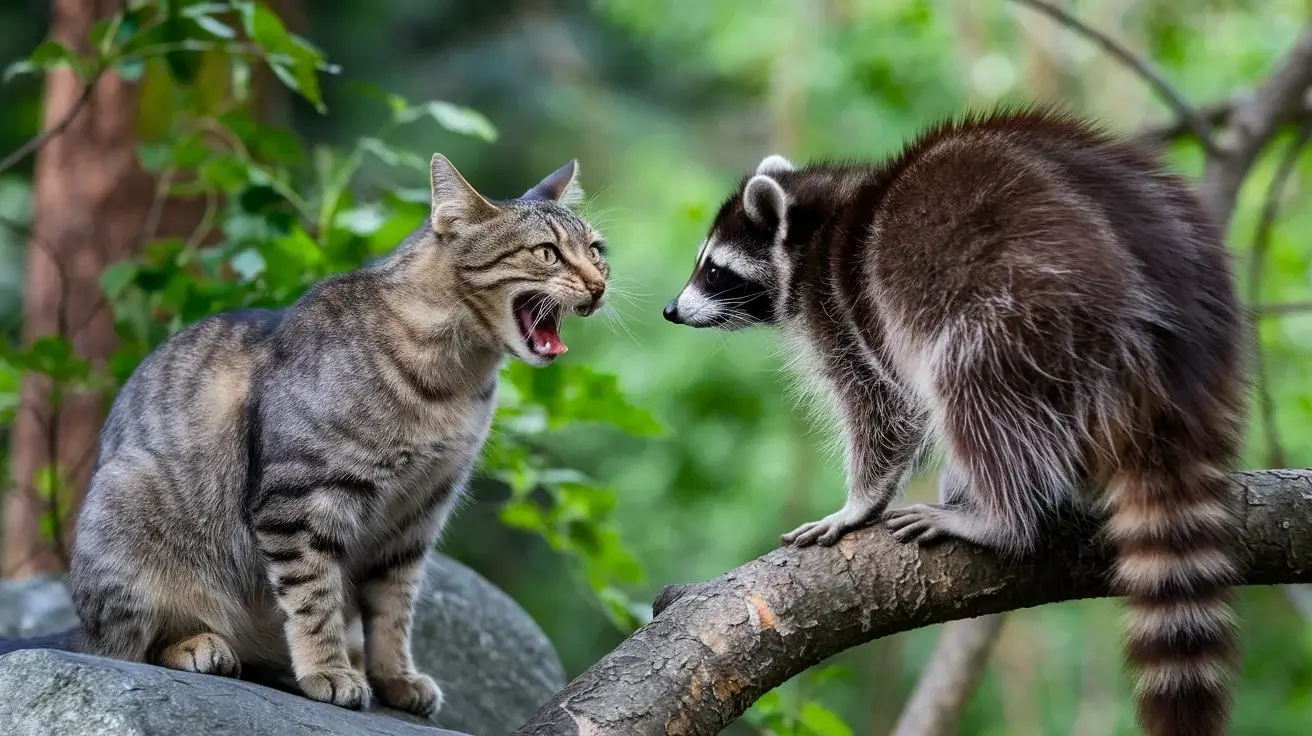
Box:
[668,109,1248,736]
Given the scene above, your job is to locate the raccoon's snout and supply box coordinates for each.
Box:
[662,298,683,324]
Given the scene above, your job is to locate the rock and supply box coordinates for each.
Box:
[0,573,77,638]
[0,649,470,736]
[0,554,566,735]
[410,555,566,734]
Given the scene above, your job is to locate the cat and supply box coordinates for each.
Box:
[52,154,608,715]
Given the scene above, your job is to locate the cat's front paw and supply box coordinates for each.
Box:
[781,504,877,547]
[372,670,443,716]
[298,667,373,710]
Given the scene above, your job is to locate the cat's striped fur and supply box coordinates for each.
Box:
[663,108,1248,736]
[63,155,607,714]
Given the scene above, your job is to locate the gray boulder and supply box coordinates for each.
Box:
[0,554,566,735]
[0,649,468,736]
[0,573,77,638]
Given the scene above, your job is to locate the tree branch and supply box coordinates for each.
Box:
[1202,26,1312,231]
[1255,300,1312,317]
[1246,115,1312,469]
[889,614,1006,736]
[515,470,1312,736]
[0,72,101,176]
[1008,0,1218,157]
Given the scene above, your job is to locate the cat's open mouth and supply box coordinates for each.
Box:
[513,292,567,359]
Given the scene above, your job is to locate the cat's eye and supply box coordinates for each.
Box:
[534,243,559,265]
[705,265,721,285]
[588,242,605,263]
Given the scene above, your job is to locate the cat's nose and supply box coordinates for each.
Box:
[663,299,682,324]
[578,281,606,316]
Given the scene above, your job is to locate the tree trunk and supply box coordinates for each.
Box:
[2,0,157,577]
[2,0,304,578]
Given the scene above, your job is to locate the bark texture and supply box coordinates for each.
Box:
[3,0,156,577]
[515,470,1312,736]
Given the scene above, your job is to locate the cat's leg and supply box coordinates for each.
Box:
[70,570,157,664]
[358,537,442,716]
[345,614,365,673]
[158,632,241,677]
[70,492,160,665]
[253,495,371,710]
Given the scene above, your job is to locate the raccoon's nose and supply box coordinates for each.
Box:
[663,299,682,324]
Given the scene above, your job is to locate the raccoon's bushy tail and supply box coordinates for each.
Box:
[1105,450,1241,736]
[0,627,80,656]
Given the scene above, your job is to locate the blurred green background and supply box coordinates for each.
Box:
[2,1,1311,734]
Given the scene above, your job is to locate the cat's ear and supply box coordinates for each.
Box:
[521,159,584,209]
[743,174,788,234]
[755,154,795,176]
[430,154,502,235]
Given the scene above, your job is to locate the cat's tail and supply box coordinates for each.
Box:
[0,627,81,656]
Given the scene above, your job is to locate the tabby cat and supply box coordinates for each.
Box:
[64,154,607,715]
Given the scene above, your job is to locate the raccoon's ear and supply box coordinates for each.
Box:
[522,159,585,209]
[430,154,502,236]
[755,154,795,176]
[743,174,788,233]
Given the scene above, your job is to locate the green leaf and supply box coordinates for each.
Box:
[22,39,84,79]
[114,57,145,82]
[230,56,251,102]
[230,248,267,280]
[499,499,548,532]
[100,261,139,301]
[416,101,499,142]
[797,702,854,736]
[358,137,427,171]
[135,143,171,172]
[241,3,332,112]
[160,15,203,84]
[185,8,238,40]
[334,205,388,236]
[506,362,663,436]
[2,60,36,83]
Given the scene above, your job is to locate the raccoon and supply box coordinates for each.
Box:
[663,109,1248,736]
[6,155,608,716]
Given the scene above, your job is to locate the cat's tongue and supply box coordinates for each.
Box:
[532,324,567,357]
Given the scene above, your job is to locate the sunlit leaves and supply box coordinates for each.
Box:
[745,667,856,736]
[234,0,339,112]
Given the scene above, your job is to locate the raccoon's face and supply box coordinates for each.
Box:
[664,155,795,330]
[428,155,608,367]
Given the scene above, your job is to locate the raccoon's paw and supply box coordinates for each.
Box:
[298,667,373,710]
[781,504,877,547]
[372,670,443,716]
[159,632,241,678]
[883,503,955,545]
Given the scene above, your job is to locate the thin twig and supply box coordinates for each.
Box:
[1008,0,1219,158]
[891,614,1007,736]
[1246,118,1312,469]
[1201,27,1312,231]
[1255,300,1312,317]
[0,71,103,176]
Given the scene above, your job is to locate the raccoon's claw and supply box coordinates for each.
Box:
[781,505,876,547]
[883,504,953,545]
